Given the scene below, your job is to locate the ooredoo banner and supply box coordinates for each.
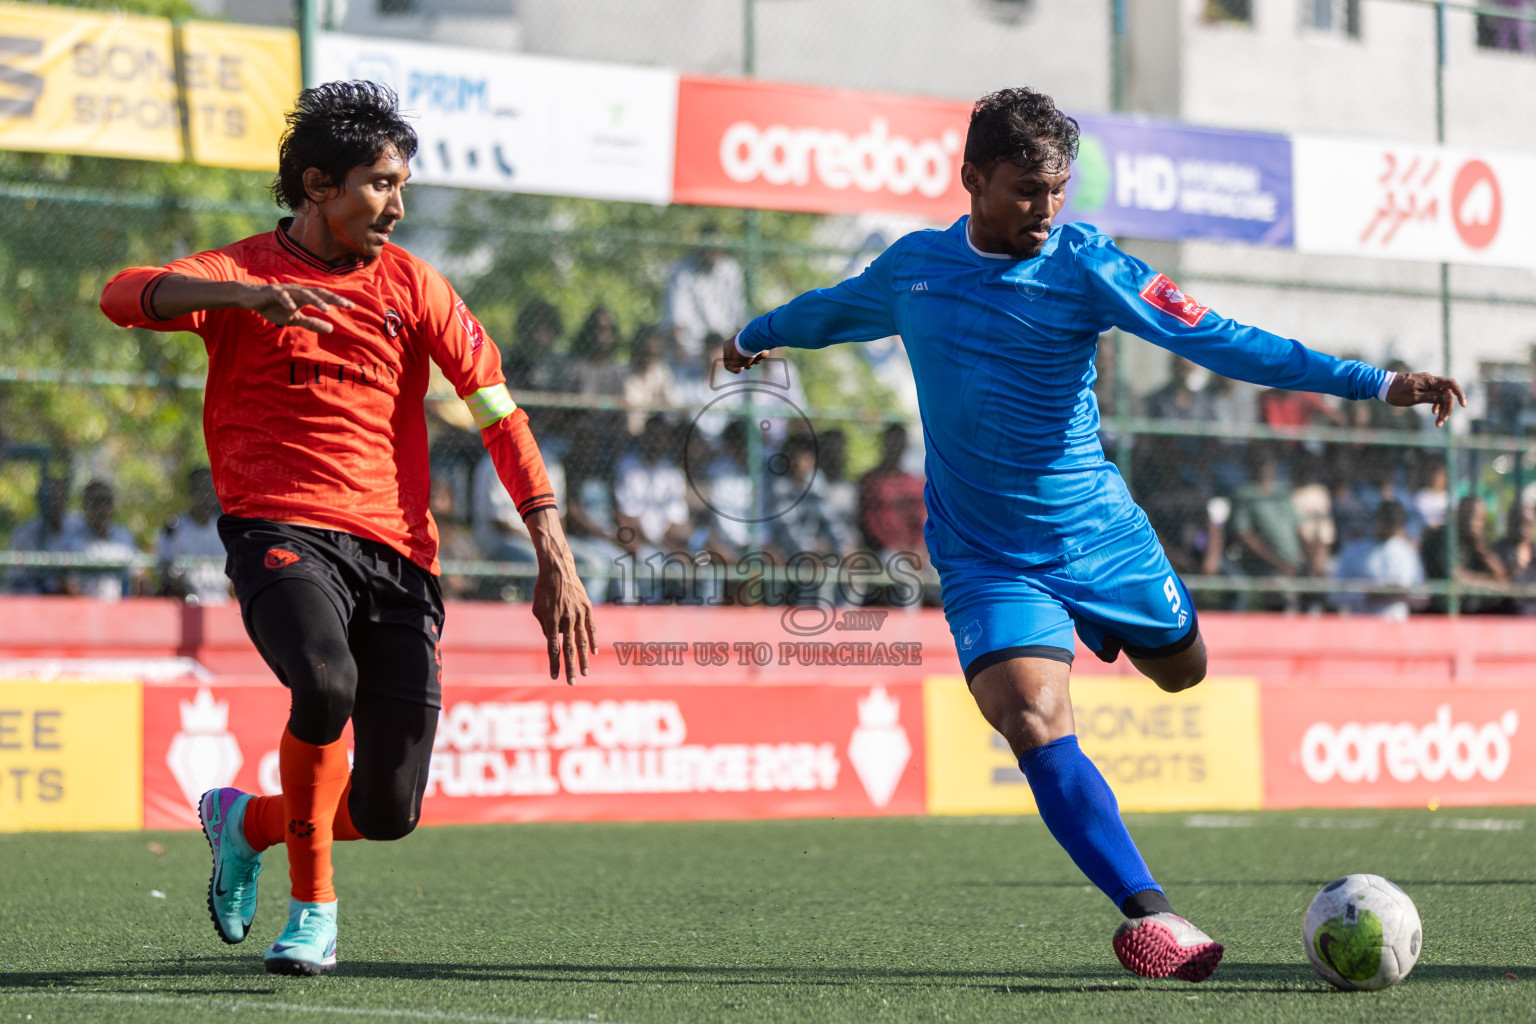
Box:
[142,681,926,828]
[315,33,678,204]
[1293,136,1536,269]
[1064,115,1293,247]
[672,75,971,219]
[1262,687,1534,809]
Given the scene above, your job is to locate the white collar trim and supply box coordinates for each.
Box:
[964,219,1016,260]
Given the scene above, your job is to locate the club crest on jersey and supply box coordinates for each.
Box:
[454,300,485,354]
[1139,273,1211,327]
[264,548,301,569]
[383,309,403,338]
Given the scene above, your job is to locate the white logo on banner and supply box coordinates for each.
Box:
[425,699,840,797]
[847,686,912,808]
[719,117,960,198]
[165,687,243,808]
[1299,706,1519,784]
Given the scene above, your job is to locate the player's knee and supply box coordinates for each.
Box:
[286,647,358,744]
[350,797,419,842]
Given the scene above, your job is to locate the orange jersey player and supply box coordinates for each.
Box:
[100,81,597,977]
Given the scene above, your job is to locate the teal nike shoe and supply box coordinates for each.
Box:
[198,788,263,944]
[264,898,339,976]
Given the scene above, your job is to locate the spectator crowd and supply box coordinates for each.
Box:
[7,245,1534,619]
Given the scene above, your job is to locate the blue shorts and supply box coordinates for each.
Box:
[940,520,1198,683]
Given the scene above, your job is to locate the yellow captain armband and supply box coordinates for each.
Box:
[466,384,517,429]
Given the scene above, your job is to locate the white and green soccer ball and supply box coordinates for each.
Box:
[1303,873,1422,991]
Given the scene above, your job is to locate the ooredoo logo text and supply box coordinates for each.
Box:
[718,117,961,198]
[1299,705,1519,785]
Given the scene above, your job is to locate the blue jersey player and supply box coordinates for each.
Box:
[723,88,1464,982]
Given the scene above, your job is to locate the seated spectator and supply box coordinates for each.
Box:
[768,436,854,602]
[156,466,228,605]
[1203,375,1260,492]
[1334,500,1424,620]
[663,223,745,364]
[62,479,142,601]
[1413,457,1450,532]
[1260,388,1344,429]
[471,418,569,597]
[1145,356,1214,422]
[818,428,859,554]
[8,474,84,594]
[859,424,927,559]
[624,324,676,435]
[431,475,484,601]
[1495,500,1536,615]
[1422,496,1508,614]
[1291,452,1334,578]
[563,471,628,606]
[1231,446,1304,598]
[701,419,756,560]
[614,415,692,600]
[502,299,571,393]
[570,306,628,475]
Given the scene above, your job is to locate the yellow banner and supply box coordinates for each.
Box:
[924,675,1263,815]
[0,680,142,831]
[182,21,296,171]
[0,2,181,161]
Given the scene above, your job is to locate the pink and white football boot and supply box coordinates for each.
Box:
[1113,912,1224,982]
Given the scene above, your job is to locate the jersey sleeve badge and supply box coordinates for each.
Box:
[454,300,486,354]
[1139,273,1211,328]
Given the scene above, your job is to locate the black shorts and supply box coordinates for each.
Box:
[219,515,446,707]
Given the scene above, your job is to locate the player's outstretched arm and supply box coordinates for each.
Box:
[525,507,598,683]
[1385,371,1466,428]
[151,274,355,333]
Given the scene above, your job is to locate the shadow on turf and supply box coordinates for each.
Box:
[958,879,1536,889]
[0,959,1523,994]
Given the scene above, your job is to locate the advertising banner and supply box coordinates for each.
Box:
[672,75,971,219]
[1064,115,1294,247]
[1293,136,1536,269]
[924,676,1263,815]
[181,21,298,171]
[1262,686,1533,809]
[0,1,181,162]
[315,33,678,204]
[0,679,142,831]
[142,681,925,828]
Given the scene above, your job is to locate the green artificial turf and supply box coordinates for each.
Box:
[1,809,1532,1023]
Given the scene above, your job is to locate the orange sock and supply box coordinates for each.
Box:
[278,728,350,903]
[243,782,362,852]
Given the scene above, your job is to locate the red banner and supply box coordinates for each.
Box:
[1262,687,1533,809]
[142,681,927,828]
[672,75,971,219]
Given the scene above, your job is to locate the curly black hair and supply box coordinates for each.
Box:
[963,87,1080,173]
[270,81,418,210]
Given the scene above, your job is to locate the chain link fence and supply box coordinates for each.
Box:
[1,0,1534,614]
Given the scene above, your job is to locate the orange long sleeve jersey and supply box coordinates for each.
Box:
[100,222,556,574]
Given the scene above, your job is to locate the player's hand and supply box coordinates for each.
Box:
[1385,371,1467,428]
[243,283,355,333]
[722,332,768,374]
[527,510,598,683]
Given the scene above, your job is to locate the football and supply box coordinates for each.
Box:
[1303,874,1422,991]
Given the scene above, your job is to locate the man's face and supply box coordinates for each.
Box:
[307,143,409,259]
[961,156,1071,260]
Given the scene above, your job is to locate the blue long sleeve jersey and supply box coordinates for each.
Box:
[737,218,1387,571]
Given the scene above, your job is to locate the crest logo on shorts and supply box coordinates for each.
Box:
[958,619,983,651]
[264,548,301,570]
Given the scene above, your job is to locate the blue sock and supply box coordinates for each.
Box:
[1018,735,1162,910]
